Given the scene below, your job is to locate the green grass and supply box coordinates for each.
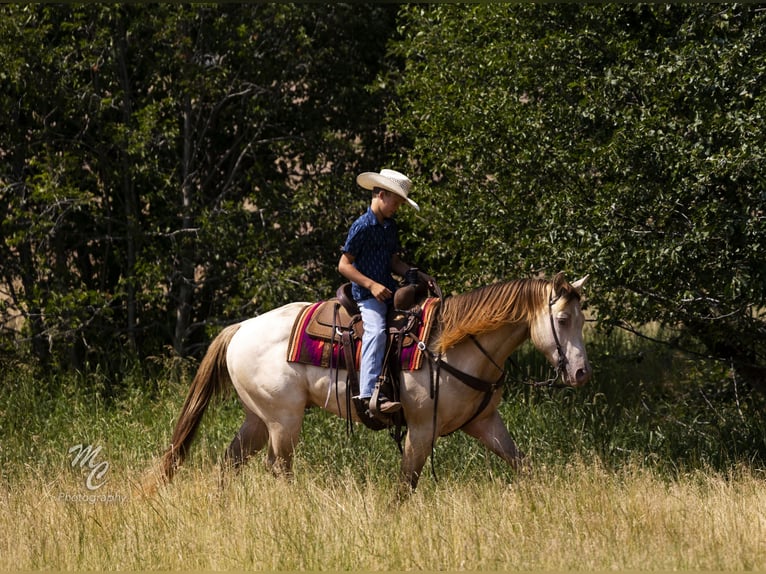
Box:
[3,325,766,484]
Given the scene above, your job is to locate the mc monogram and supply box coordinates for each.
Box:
[68,444,110,490]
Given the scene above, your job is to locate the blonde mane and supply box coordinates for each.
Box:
[436,278,551,353]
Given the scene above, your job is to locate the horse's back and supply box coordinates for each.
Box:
[228,301,308,364]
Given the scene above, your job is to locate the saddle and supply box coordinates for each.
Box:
[304,283,419,350]
[304,288,364,342]
[286,281,439,432]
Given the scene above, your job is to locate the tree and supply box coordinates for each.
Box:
[0,4,399,377]
[389,4,766,392]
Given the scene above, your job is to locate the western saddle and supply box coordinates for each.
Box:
[332,273,432,431]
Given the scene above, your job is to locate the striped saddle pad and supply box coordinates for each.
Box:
[286,297,440,371]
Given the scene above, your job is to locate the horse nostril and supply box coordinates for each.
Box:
[576,367,590,384]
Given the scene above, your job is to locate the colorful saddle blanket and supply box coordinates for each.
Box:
[286,297,440,371]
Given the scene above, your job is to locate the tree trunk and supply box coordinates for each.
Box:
[173,91,195,356]
[115,12,138,354]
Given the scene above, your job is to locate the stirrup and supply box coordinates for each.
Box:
[369,383,401,419]
[352,396,388,431]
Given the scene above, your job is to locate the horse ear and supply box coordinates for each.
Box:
[552,271,567,296]
[570,274,589,294]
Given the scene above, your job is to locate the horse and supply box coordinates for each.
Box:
[158,272,591,491]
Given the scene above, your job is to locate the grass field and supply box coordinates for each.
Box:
[2,326,766,569]
[3,461,765,570]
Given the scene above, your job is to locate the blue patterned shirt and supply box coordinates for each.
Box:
[342,207,400,302]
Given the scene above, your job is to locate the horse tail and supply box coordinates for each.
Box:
[160,323,241,483]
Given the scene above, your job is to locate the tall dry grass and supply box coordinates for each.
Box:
[2,461,764,570]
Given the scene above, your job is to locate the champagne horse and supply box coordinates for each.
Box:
[159,272,591,490]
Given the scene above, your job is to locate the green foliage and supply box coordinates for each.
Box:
[503,326,766,474]
[0,1,765,437]
[390,4,766,390]
[0,4,398,376]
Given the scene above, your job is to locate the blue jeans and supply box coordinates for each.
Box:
[357,297,388,398]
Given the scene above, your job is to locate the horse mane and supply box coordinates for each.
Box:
[436,278,553,353]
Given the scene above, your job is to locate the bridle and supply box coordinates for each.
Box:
[522,290,570,388]
[474,289,571,389]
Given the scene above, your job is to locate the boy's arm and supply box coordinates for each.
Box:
[338,252,392,302]
[390,254,411,278]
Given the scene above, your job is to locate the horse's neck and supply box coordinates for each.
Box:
[445,322,529,379]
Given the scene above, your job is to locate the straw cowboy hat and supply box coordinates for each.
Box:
[357,169,419,211]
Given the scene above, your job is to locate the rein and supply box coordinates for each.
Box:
[422,290,571,396]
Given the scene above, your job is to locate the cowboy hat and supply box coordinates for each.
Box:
[357,169,419,211]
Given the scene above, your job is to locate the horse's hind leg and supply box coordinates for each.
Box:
[224,412,269,472]
[264,412,304,479]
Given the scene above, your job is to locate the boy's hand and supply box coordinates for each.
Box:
[370,282,392,302]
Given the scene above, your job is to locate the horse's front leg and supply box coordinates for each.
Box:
[399,424,433,495]
[462,409,526,471]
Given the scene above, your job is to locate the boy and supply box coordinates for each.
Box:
[338,169,430,414]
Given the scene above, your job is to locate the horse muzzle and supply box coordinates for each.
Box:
[566,362,592,387]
